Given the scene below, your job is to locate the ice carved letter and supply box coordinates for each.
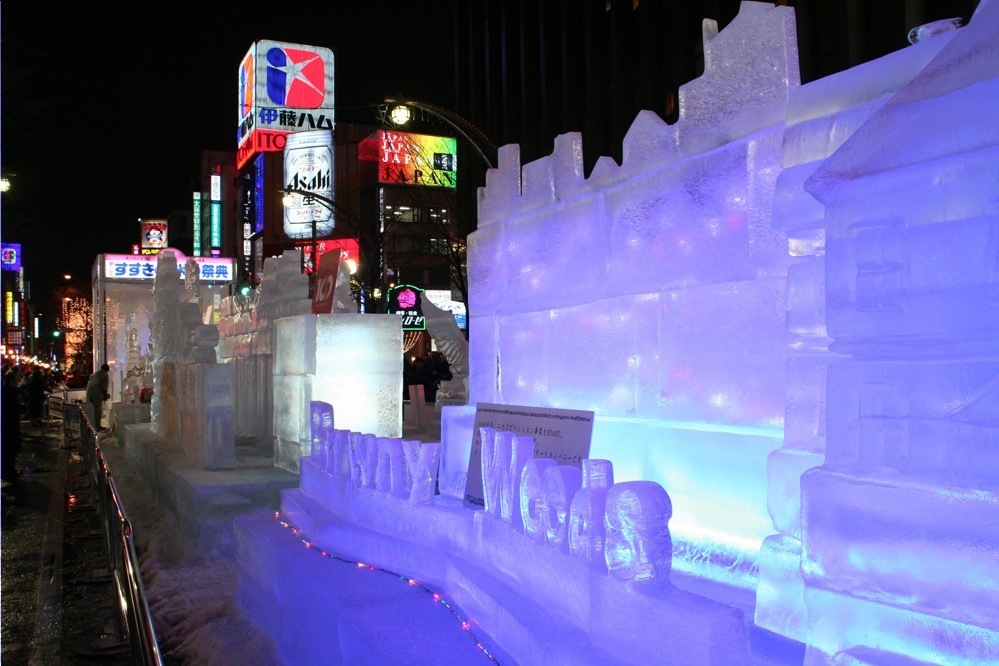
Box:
[604,481,673,584]
[310,401,334,470]
[349,432,377,488]
[520,458,557,543]
[569,459,614,568]
[403,440,441,506]
[480,427,501,511]
[543,465,582,552]
[375,437,406,496]
[328,429,351,479]
[482,428,534,530]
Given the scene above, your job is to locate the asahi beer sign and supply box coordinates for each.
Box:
[283,130,334,240]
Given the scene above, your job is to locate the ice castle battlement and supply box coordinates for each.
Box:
[477,1,798,227]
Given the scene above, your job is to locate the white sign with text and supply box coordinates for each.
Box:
[465,402,594,506]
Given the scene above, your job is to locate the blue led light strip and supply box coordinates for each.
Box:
[274,512,500,664]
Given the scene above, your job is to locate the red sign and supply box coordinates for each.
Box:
[237,128,290,169]
[296,238,359,274]
[311,251,340,314]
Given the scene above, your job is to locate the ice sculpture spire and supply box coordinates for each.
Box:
[150,249,181,434]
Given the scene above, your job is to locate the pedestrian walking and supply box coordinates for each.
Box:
[27,368,48,426]
[85,364,110,430]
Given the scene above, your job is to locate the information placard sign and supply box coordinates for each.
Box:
[464,402,594,506]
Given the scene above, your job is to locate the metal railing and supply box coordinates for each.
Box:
[63,403,164,665]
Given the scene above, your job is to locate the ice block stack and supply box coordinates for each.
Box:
[217,251,312,445]
[797,3,999,661]
[754,28,959,641]
[272,312,403,473]
[457,0,799,589]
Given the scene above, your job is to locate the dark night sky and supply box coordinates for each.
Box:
[1,2,455,315]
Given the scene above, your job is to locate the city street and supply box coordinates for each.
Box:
[1,414,130,664]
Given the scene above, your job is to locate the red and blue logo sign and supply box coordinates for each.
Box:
[266,46,325,108]
[0,243,21,272]
[238,51,254,119]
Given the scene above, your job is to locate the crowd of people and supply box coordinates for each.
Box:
[1,361,82,484]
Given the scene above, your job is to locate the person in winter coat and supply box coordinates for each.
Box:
[85,364,110,430]
[27,369,48,426]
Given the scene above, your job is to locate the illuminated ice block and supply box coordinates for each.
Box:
[801,467,999,662]
[312,313,402,438]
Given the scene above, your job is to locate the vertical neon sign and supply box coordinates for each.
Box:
[192,192,203,256]
[210,173,222,256]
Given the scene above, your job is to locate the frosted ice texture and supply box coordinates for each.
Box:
[310,401,334,469]
[437,1,999,662]
[217,249,312,446]
[402,439,440,506]
[519,458,555,543]
[150,250,181,434]
[907,17,964,45]
[569,459,613,569]
[270,312,402,473]
[676,3,799,155]
[605,481,673,584]
[174,363,235,469]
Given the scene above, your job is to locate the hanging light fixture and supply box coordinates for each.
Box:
[389,104,412,126]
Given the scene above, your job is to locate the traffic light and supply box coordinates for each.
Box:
[236,273,253,297]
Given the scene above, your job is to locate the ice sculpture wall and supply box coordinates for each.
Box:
[218,250,404,473]
[272,313,403,472]
[440,0,999,661]
[218,251,312,459]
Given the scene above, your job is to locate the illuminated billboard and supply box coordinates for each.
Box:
[139,219,168,255]
[387,284,426,330]
[192,193,203,256]
[295,238,359,275]
[1,243,22,272]
[237,40,335,169]
[102,253,234,283]
[283,130,334,239]
[377,130,457,189]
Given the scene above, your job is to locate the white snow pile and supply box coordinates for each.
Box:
[101,438,279,665]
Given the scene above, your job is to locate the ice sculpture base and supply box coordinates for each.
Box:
[116,423,298,557]
[234,510,515,666]
[238,458,759,665]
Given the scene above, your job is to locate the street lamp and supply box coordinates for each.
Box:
[384,97,496,170]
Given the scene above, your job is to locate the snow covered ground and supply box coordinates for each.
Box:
[101,435,281,665]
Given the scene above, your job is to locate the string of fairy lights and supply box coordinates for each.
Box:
[273,512,500,664]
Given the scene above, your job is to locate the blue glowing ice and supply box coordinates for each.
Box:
[440,0,999,661]
[231,1,999,663]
